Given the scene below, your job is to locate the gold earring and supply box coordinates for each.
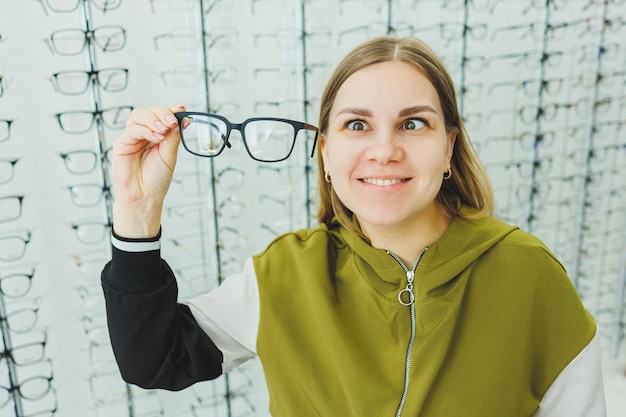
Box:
[443,168,452,180]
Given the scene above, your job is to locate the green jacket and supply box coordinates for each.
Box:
[252,214,597,416]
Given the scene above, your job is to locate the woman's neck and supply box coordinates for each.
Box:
[362,207,453,267]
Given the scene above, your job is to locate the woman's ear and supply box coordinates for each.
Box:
[446,129,457,163]
[319,134,328,167]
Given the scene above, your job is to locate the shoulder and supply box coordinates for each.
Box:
[254,223,344,258]
[492,225,565,271]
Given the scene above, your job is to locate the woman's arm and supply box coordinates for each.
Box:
[102,105,225,390]
[102,232,224,390]
[534,328,607,417]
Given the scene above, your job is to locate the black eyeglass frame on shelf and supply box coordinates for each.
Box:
[174,111,318,162]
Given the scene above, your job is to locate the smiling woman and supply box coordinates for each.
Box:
[320,60,457,261]
[102,36,606,417]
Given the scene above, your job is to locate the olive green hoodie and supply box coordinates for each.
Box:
[253,213,596,417]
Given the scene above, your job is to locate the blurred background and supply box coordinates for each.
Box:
[0,0,624,416]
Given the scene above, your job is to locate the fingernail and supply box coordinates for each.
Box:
[153,131,165,140]
[165,114,177,126]
[155,121,167,132]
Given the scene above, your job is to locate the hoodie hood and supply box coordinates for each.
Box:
[337,210,519,303]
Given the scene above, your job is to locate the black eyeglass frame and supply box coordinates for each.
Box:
[174,111,318,162]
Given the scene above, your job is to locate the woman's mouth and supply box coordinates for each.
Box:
[360,178,408,187]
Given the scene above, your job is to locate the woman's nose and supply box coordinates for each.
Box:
[365,129,404,164]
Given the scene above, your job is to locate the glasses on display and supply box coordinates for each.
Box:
[92,390,164,417]
[464,50,564,73]
[1,303,41,334]
[59,148,112,175]
[157,66,237,88]
[55,105,133,134]
[440,0,491,11]
[153,27,238,51]
[66,183,113,207]
[0,230,32,262]
[0,119,14,143]
[45,25,126,56]
[489,0,566,14]
[81,315,111,348]
[0,332,47,367]
[0,74,5,98]
[0,195,25,223]
[37,0,121,13]
[49,67,129,95]
[414,22,488,45]
[71,250,109,281]
[0,266,35,298]
[0,366,54,409]
[487,77,564,98]
[0,158,20,184]
[149,0,231,14]
[174,112,318,162]
[70,219,112,244]
[252,28,333,49]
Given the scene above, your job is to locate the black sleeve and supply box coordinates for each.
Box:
[101,235,223,391]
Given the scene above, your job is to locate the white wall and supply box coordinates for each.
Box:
[0,0,624,416]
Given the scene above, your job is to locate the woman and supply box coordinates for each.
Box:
[102,36,606,416]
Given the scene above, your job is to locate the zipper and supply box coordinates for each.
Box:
[387,247,428,417]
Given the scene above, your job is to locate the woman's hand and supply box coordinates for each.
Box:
[111,104,186,238]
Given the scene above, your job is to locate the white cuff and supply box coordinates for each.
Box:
[111,234,161,252]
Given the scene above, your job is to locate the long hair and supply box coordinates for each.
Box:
[315,36,493,241]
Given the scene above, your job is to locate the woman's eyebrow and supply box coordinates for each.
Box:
[335,105,438,118]
[398,105,438,117]
[335,107,372,117]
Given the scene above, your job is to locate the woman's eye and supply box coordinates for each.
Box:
[402,118,426,130]
[347,120,369,131]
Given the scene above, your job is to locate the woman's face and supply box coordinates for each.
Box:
[321,60,456,236]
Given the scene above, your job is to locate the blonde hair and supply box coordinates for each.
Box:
[316,36,493,240]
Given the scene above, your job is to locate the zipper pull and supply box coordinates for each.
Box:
[398,270,415,306]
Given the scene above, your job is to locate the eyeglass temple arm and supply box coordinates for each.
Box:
[303,122,318,158]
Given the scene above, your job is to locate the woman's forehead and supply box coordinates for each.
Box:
[331,61,443,116]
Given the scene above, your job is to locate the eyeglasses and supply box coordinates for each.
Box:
[82,315,111,348]
[59,148,112,175]
[1,304,40,334]
[1,331,48,367]
[157,66,237,87]
[413,22,487,45]
[153,27,238,51]
[0,158,20,184]
[252,28,333,49]
[45,25,126,56]
[0,74,5,98]
[37,0,121,13]
[174,112,318,162]
[66,183,113,207]
[0,230,32,262]
[0,266,35,298]
[487,77,564,98]
[92,390,164,417]
[149,0,231,14]
[70,250,109,281]
[70,219,112,244]
[76,285,105,314]
[1,119,14,142]
[0,371,54,408]
[0,195,25,223]
[49,67,129,95]
[55,105,133,134]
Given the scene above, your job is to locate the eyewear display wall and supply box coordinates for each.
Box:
[0,0,625,416]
